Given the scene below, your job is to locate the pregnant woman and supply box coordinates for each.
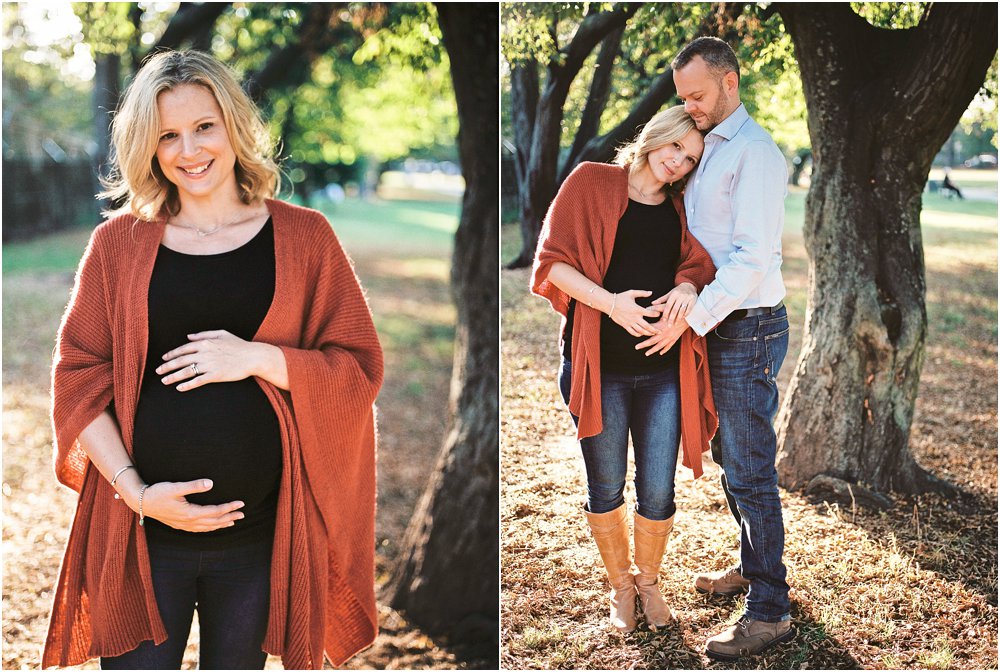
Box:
[531,106,718,634]
[44,50,383,669]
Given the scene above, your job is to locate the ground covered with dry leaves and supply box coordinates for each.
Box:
[501,191,997,670]
[3,199,491,669]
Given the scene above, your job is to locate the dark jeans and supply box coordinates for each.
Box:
[101,536,272,670]
[559,358,681,521]
[707,306,791,623]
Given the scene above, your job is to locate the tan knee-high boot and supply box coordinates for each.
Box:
[633,512,676,630]
[585,504,637,633]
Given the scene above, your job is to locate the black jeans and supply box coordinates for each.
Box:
[101,536,272,670]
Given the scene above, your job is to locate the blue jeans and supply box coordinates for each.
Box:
[101,536,272,670]
[559,358,681,521]
[707,307,791,623]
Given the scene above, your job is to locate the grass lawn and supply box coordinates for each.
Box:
[501,190,997,669]
[1,196,481,670]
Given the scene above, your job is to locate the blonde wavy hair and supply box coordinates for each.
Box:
[614,106,700,197]
[100,50,279,220]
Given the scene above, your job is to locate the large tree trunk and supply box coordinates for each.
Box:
[775,4,997,494]
[506,4,640,268]
[510,59,540,269]
[387,3,498,649]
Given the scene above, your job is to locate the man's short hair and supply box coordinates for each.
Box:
[672,37,740,83]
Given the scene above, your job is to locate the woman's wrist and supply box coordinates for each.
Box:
[114,471,147,512]
[250,342,290,390]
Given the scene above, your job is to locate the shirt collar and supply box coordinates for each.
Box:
[707,103,749,141]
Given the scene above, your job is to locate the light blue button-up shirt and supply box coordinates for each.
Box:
[683,104,787,336]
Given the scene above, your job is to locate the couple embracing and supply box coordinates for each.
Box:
[531,37,793,661]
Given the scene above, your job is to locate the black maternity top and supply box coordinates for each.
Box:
[132,218,282,549]
[563,198,682,374]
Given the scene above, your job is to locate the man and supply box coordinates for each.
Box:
[672,37,794,660]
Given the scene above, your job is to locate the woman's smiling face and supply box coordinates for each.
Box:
[154,84,238,205]
[647,128,704,184]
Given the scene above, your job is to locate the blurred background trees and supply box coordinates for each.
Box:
[2,2,459,239]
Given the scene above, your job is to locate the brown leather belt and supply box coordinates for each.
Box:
[724,301,785,322]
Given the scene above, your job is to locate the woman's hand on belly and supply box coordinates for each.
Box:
[129,479,246,532]
[608,289,663,337]
[156,329,289,391]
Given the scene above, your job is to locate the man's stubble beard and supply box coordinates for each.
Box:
[699,78,735,131]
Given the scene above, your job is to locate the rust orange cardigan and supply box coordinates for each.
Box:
[531,162,718,477]
[45,199,383,668]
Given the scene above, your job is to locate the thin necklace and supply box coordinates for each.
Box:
[169,211,262,237]
[628,181,663,201]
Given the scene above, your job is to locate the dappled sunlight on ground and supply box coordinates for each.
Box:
[501,205,997,669]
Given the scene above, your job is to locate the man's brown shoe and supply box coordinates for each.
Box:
[694,565,750,597]
[705,616,795,661]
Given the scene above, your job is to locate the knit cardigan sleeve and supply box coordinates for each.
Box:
[530,162,620,440]
[274,217,384,666]
[51,224,116,492]
[531,163,612,319]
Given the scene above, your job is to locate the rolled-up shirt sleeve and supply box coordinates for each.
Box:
[686,141,787,335]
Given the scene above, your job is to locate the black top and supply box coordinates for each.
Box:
[564,199,682,374]
[132,218,282,548]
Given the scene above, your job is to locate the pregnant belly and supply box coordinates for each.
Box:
[132,378,282,508]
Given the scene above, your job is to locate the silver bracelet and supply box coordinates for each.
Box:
[608,293,618,318]
[138,484,149,526]
[586,285,599,307]
[111,465,136,500]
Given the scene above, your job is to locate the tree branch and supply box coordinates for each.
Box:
[563,24,625,172]
[560,64,677,180]
[152,2,230,52]
[243,3,351,103]
[511,59,539,184]
[555,3,640,76]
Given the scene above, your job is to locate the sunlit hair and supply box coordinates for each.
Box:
[614,106,699,196]
[99,50,279,220]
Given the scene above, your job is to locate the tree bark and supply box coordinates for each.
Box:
[561,24,625,176]
[152,2,230,52]
[510,57,539,269]
[93,52,120,216]
[775,3,997,494]
[387,3,498,650]
[506,3,640,269]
